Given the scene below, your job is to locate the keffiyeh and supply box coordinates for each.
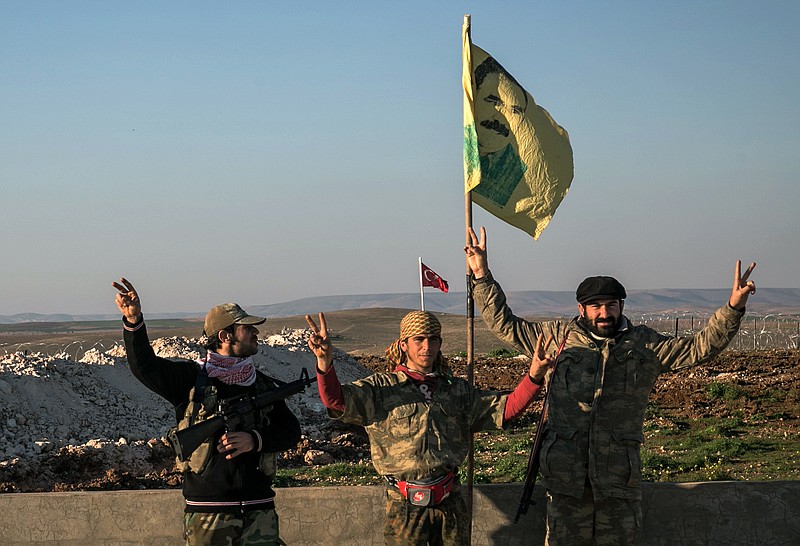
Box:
[385,311,445,371]
[198,351,257,386]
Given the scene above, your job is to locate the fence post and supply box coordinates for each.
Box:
[674,317,679,337]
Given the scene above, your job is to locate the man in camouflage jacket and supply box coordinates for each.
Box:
[464,226,757,546]
[306,310,555,545]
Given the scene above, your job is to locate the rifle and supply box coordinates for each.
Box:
[169,368,316,462]
[514,338,566,523]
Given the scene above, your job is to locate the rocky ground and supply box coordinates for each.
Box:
[0,329,797,492]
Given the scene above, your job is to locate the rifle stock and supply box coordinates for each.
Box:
[171,415,225,462]
[169,368,316,462]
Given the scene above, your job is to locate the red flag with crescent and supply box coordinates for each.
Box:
[421,262,449,293]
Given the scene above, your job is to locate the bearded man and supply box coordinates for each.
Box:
[113,278,300,546]
[464,226,756,545]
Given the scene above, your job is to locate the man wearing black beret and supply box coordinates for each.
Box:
[464,227,756,546]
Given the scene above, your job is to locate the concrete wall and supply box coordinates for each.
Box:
[1,482,798,545]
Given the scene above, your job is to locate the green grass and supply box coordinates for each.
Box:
[470,431,531,483]
[275,463,380,487]
[642,415,800,482]
[486,347,521,358]
[706,382,747,401]
[277,413,800,487]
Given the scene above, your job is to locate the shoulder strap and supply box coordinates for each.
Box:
[188,366,209,425]
[193,365,209,400]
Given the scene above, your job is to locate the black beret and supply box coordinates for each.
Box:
[576,276,627,304]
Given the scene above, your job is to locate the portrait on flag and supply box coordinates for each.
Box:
[463,19,574,239]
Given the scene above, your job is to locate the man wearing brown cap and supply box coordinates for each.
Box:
[113,278,300,546]
[306,310,555,545]
[464,227,756,546]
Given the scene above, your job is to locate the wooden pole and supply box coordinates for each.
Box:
[465,188,475,527]
[463,15,475,539]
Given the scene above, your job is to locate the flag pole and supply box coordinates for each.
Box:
[462,13,476,536]
[419,257,425,311]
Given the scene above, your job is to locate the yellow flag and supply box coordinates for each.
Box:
[463,16,573,239]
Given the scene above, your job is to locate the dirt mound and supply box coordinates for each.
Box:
[0,327,369,492]
[1,334,798,492]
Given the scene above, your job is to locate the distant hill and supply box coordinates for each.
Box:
[249,288,800,318]
[0,312,200,325]
[2,288,797,324]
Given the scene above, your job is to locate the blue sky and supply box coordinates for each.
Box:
[1,1,798,315]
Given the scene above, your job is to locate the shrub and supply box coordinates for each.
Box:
[486,347,520,358]
[706,381,746,401]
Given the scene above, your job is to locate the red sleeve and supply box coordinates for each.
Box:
[503,375,542,423]
[317,365,345,413]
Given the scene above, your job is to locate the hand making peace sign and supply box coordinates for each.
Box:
[729,260,757,311]
[306,313,333,372]
[464,226,489,279]
[528,332,556,385]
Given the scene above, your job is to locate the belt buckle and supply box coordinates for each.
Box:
[405,484,434,507]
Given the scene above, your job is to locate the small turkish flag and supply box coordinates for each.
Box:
[421,262,449,293]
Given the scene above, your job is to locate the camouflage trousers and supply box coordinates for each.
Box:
[184,509,285,546]
[383,485,470,545]
[545,484,642,546]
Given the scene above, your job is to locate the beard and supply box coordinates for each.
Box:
[581,315,622,338]
[230,340,259,358]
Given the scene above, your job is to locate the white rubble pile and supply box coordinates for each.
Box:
[0,327,369,466]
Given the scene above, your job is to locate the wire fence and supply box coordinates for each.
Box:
[635,313,800,350]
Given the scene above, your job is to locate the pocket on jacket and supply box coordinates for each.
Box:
[437,399,468,446]
[385,403,418,438]
[617,350,642,395]
[559,353,594,403]
[540,428,578,484]
[609,431,643,487]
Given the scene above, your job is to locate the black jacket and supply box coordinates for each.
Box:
[123,318,301,513]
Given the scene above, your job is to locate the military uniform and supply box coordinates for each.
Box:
[328,368,507,545]
[334,371,506,480]
[315,309,543,545]
[472,271,745,544]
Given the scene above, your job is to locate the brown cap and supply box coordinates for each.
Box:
[576,276,627,304]
[203,303,266,338]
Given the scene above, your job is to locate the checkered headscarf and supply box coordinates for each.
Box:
[385,311,444,369]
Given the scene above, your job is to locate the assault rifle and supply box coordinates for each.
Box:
[514,388,551,523]
[169,368,316,462]
[514,338,566,523]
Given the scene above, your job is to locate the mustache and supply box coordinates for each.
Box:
[480,119,509,137]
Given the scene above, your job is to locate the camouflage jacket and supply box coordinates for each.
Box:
[472,271,745,500]
[332,371,507,481]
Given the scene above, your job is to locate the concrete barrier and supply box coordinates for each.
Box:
[1,482,798,545]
